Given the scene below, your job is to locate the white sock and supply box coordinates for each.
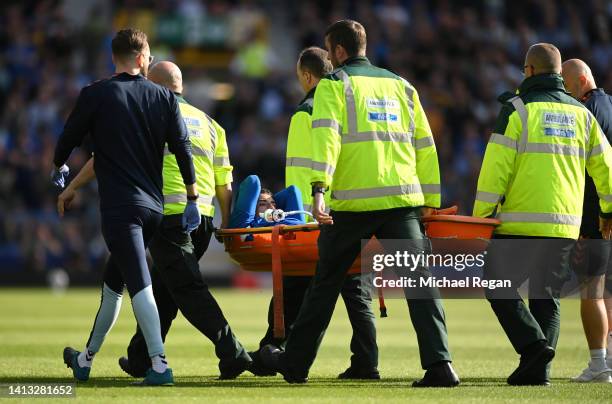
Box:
[151,354,168,373]
[589,348,607,372]
[607,332,612,358]
[77,348,95,368]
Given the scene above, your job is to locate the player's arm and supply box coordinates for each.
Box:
[212,121,233,228]
[585,112,612,238]
[53,87,95,167]
[165,92,198,197]
[473,103,519,218]
[57,157,95,217]
[411,85,441,210]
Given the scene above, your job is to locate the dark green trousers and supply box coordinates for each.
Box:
[126,215,248,375]
[258,273,378,369]
[484,236,574,376]
[284,207,451,376]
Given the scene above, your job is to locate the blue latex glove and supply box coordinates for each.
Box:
[182,200,201,233]
[51,164,70,189]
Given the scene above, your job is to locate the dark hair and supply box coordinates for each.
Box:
[260,188,273,197]
[298,47,333,78]
[324,20,366,57]
[111,28,148,59]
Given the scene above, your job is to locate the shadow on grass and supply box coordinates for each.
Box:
[0,375,520,389]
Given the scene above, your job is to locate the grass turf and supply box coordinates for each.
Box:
[0,288,609,403]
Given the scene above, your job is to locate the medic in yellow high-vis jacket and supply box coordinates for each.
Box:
[309,57,441,212]
[286,86,321,214]
[162,96,232,217]
[473,73,612,239]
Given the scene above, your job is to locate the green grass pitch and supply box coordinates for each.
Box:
[0,288,610,403]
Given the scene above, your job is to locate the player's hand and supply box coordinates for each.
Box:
[182,200,201,233]
[51,164,70,189]
[57,187,76,218]
[313,193,333,225]
[214,220,228,243]
[599,217,612,240]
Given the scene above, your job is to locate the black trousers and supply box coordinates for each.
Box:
[283,207,452,376]
[258,273,378,369]
[484,235,574,378]
[125,215,249,375]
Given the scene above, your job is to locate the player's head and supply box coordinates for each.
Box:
[523,43,561,78]
[324,20,366,68]
[296,47,333,93]
[111,28,153,76]
[148,61,183,94]
[257,188,276,214]
[561,58,597,100]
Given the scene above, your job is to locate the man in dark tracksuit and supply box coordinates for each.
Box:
[249,47,379,380]
[562,58,612,382]
[53,29,200,386]
[117,61,252,379]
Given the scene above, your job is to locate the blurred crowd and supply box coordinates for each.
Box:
[1,0,611,278]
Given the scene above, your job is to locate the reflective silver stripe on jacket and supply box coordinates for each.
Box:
[588,124,612,159]
[213,156,230,166]
[589,143,605,158]
[421,184,441,194]
[403,79,416,147]
[312,119,342,134]
[164,194,214,205]
[342,131,412,144]
[476,190,503,204]
[312,160,335,175]
[336,70,358,136]
[286,157,312,169]
[497,212,581,226]
[523,143,585,158]
[206,116,217,152]
[164,145,213,160]
[585,111,592,146]
[598,193,612,203]
[509,96,528,153]
[415,136,435,150]
[489,133,518,150]
[331,184,424,200]
[287,157,335,175]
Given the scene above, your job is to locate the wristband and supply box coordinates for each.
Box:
[311,186,327,196]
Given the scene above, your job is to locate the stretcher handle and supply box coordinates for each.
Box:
[271,225,285,339]
[215,223,320,237]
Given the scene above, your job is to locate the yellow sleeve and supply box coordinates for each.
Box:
[310,77,344,187]
[585,112,612,215]
[473,103,519,217]
[212,120,233,186]
[412,87,441,207]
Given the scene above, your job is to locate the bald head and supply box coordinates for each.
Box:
[561,58,597,99]
[148,61,183,94]
[525,43,561,76]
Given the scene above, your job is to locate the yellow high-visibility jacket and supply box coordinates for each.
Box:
[163,96,232,216]
[310,56,441,212]
[473,74,612,238]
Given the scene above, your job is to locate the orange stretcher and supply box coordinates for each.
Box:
[215,207,500,339]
